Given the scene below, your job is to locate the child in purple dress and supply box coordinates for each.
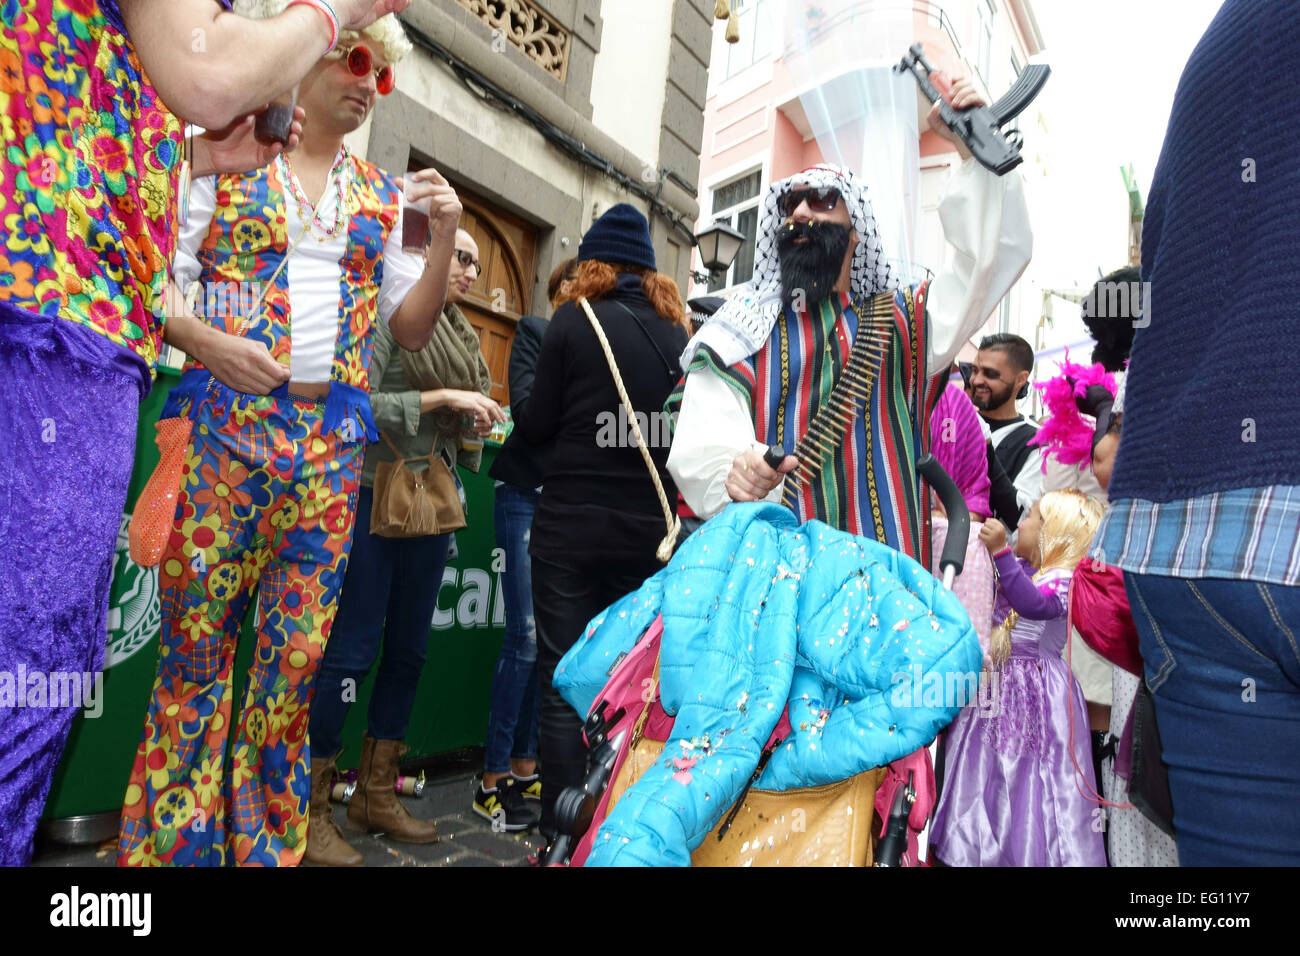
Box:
[930,489,1107,866]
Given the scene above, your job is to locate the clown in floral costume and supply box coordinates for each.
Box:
[117,8,461,867]
[0,0,411,868]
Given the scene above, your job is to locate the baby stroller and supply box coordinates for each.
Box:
[547,455,975,867]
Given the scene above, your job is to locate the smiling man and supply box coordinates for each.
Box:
[117,8,463,867]
[970,332,1042,523]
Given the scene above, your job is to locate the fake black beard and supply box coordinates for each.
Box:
[777,220,853,309]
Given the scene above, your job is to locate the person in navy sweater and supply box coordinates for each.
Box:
[1090,0,1300,865]
[474,257,577,832]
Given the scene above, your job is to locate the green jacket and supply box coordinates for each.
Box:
[362,306,489,488]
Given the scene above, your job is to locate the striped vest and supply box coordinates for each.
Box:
[673,284,945,563]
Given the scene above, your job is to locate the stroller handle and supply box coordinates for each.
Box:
[916,454,968,584]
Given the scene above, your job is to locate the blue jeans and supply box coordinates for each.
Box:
[310,485,451,758]
[1126,573,1300,865]
[482,483,541,774]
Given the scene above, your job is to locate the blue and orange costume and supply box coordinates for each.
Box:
[118,157,403,866]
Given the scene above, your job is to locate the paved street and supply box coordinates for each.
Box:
[32,762,545,868]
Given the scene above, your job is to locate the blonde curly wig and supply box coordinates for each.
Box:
[232,1,413,64]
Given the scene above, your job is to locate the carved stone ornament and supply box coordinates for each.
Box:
[457,0,572,80]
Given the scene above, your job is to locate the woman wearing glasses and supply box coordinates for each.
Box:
[306,227,505,865]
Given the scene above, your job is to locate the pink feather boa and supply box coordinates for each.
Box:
[1026,351,1117,472]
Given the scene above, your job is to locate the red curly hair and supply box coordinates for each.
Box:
[554,260,690,334]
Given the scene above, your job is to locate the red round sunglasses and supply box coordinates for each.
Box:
[340,44,395,96]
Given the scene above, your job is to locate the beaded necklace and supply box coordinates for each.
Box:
[279,146,355,241]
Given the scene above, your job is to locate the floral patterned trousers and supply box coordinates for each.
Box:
[118,384,362,866]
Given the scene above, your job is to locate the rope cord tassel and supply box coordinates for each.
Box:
[578,297,680,562]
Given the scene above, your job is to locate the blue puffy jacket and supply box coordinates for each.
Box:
[555,503,980,866]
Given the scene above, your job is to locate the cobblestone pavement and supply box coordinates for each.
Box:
[32,766,546,868]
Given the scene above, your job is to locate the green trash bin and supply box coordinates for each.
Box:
[336,445,508,769]
[42,372,508,844]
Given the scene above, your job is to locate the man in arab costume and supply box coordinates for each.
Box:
[667,75,1032,561]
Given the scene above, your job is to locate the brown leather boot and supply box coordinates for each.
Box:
[346,736,439,844]
[304,752,364,867]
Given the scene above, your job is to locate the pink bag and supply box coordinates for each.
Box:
[565,614,667,867]
[875,746,936,867]
[1070,561,1143,676]
[565,615,795,866]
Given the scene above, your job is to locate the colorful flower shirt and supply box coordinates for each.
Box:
[165,155,406,443]
[0,0,228,380]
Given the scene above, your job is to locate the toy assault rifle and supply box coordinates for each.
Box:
[894,43,1050,176]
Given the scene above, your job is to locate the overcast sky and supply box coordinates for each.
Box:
[1028,0,1226,285]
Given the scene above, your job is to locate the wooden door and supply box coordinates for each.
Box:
[405,157,539,405]
[449,188,538,406]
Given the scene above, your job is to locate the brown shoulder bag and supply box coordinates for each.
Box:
[369,431,467,538]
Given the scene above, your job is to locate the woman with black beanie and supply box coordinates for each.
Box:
[515,204,689,852]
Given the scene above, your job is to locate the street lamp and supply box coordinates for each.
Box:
[690,220,746,285]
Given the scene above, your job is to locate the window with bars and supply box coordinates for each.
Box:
[707,169,762,293]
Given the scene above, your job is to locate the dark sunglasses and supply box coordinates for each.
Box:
[455,249,481,273]
[340,44,395,96]
[780,186,842,217]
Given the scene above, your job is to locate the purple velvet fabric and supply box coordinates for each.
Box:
[0,303,141,865]
[929,384,991,517]
[98,0,127,33]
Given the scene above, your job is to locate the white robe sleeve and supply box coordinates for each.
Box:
[925,158,1034,373]
[666,368,784,520]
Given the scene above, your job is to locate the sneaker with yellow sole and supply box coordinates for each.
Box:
[472,776,537,832]
[515,772,541,802]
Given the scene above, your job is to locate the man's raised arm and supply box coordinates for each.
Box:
[121,0,409,131]
[925,158,1033,374]
[918,75,1033,373]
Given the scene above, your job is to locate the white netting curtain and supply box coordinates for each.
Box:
[781,0,926,284]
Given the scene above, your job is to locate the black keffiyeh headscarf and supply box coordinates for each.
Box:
[682,164,897,367]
